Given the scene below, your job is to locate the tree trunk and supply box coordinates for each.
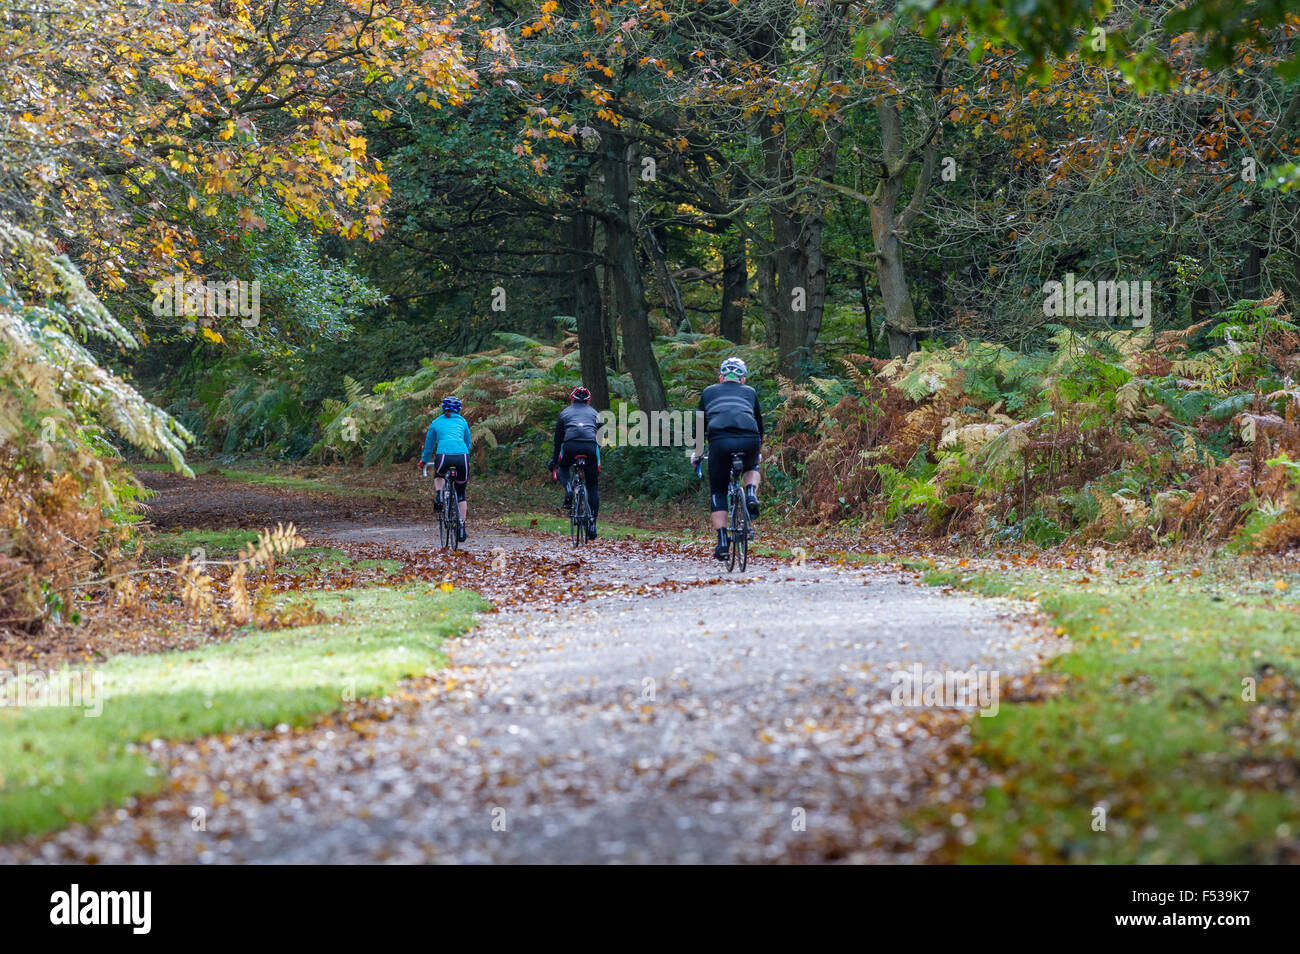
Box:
[871,48,942,359]
[642,225,690,333]
[855,264,874,347]
[569,178,609,410]
[758,103,837,376]
[720,230,747,343]
[1289,249,1300,313]
[1242,200,1264,300]
[1192,284,1221,323]
[606,133,668,412]
[799,208,830,362]
[871,166,920,358]
[758,251,779,348]
[761,115,811,376]
[601,259,620,372]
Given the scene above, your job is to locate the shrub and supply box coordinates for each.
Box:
[0,219,190,630]
[771,294,1300,548]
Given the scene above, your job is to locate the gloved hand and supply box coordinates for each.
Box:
[416,459,427,473]
[547,458,557,474]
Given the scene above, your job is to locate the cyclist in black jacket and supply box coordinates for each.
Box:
[548,385,603,539]
[691,357,762,560]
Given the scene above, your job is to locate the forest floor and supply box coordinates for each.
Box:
[4,463,1299,862]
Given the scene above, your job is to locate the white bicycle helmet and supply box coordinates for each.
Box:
[719,357,748,379]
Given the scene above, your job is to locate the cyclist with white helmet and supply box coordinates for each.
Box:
[419,396,472,543]
[548,385,603,540]
[691,357,763,560]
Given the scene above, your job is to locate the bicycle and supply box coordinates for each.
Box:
[567,454,593,547]
[425,462,463,550]
[696,452,754,572]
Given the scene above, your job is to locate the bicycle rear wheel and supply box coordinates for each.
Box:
[449,508,460,551]
[738,496,748,571]
[737,504,748,571]
[729,490,746,571]
[726,485,737,572]
[438,492,452,549]
[571,489,586,546]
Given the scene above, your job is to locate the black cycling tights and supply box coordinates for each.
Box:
[433,453,469,502]
[707,435,760,512]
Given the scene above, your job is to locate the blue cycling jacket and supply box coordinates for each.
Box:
[421,412,471,461]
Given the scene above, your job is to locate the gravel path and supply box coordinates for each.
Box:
[3,506,1051,864]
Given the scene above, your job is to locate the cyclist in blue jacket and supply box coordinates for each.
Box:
[419,396,472,543]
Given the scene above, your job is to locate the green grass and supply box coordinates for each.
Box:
[209,466,410,499]
[128,460,183,473]
[499,512,698,542]
[141,528,261,560]
[501,515,906,578]
[0,584,487,841]
[141,529,402,574]
[134,459,699,525]
[921,560,1300,863]
[495,515,910,567]
[132,459,415,499]
[501,510,788,560]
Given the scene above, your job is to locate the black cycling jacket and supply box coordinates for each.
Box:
[552,402,602,459]
[697,381,763,440]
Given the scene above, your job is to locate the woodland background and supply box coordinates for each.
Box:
[4,0,1300,629]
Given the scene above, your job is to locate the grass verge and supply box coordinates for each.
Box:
[140,529,403,573]
[498,512,698,542]
[138,458,701,523]
[496,513,837,563]
[921,560,1300,863]
[207,466,410,499]
[0,584,487,841]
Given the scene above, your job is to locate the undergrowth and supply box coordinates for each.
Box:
[774,293,1300,552]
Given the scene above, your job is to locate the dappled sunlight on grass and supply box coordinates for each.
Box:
[918,557,1300,863]
[0,585,486,841]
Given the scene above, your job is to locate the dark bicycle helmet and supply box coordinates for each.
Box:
[569,386,592,403]
[442,396,462,413]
